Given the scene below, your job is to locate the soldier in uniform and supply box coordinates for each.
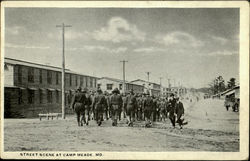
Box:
[136,94,143,121]
[110,88,123,126]
[175,97,187,129]
[70,86,86,126]
[124,89,137,126]
[159,98,167,122]
[83,88,92,126]
[143,91,153,127]
[92,88,107,126]
[168,93,177,128]
[104,92,111,120]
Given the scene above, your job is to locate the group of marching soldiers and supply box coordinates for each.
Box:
[71,86,187,129]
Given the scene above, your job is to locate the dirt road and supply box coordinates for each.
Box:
[4,98,239,151]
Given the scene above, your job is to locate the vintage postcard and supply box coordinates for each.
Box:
[0,1,249,160]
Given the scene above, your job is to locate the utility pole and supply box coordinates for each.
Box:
[56,23,72,119]
[159,77,162,96]
[120,60,128,94]
[146,72,151,95]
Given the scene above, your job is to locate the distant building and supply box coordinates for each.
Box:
[130,79,161,96]
[4,57,98,118]
[97,77,144,94]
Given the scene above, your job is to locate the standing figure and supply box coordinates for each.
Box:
[159,98,167,122]
[83,88,92,126]
[110,88,123,126]
[136,94,143,121]
[92,89,107,126]
[143,91,153,127]
[70,86,86,126]
[104,92,111,120]
[175,97,187,129]
[124,90,137,126]
[168,93,177,128]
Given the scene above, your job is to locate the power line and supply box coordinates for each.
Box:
[120,60,128,94]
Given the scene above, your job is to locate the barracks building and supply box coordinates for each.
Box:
[4,57,98,118]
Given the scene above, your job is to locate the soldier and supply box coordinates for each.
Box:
[92,88,107,126]
[124,89,137,127]
[83,88,92,126]
[168,93,177,128]
[175,97,187,129]
[104,92,111,120]
[110,88,123,126]
[143,91,153,127]
[151,96,158,122]
[122,93,127,120]
[159,98,167,122]
[70,86,86,126]
[136,94,143,121]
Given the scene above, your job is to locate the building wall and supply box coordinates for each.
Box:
[4,63,97,118]
[4,63,14,86]
[97,79,122,93]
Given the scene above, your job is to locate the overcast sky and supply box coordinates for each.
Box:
[4,8,239,88]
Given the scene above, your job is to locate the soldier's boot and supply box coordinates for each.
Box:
[85,115,89,126]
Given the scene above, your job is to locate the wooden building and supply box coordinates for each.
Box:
[4,57,98,118]
[97,77,144,94]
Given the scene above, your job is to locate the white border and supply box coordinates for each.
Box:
[1,1,249,160]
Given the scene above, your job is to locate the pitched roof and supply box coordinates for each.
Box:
[130,79,160,86]
[100,77,129,83]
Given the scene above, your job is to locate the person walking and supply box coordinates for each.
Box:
[70,86,86,126]
[92,88,107,126]
[124,89,137,127]
[175,97,187,129]
[143,91,153,127]
[110,88,123,126]
[168,93,177,128]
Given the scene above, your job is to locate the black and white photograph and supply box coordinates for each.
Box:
[1,1,249,160]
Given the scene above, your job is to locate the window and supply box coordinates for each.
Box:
[39,69,43,84]
[56,72,59,85]
[80,76,83,86]
[69,74,72,86]
[18,66,22,83]
[47,71,52,84]
[28,68,34,83]
[47,90,52,103]
[28,89,35,104]
[75,75,78,86]
[119,84,123,90]
[97,83,101,89]
[107,84,113,90]
[18,89,23,105]
[56,90,59,103]
[39,89,43,104]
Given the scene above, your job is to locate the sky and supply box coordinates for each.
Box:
[4,8,239,88]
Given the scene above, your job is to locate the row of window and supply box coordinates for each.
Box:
[18,89,73,105]
[17,66,96,87]
[99,83,142,91]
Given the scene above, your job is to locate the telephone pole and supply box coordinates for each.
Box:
[56,23,72,119]
[120,60,128,94]
[159,77,162,96]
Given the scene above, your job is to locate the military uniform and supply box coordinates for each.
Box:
[71,89,87,126]
[124,91,137,126]
[84,91,92,125]
[143,94,153,127]
[159,99,167,122]
[175,100,185,128]
[168,96,177,128]
[110,89,123,126]
[92,90,107,126]
[136,95,143,121]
